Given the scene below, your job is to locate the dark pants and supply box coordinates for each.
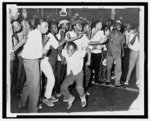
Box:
[60,71,85,99]
[83,64,91,91]
[10,60,16,95]
[101,65,107,81]
[48,49,58,75]
[16,56,26,93]
[121,48,130,82]
[55,61,66,94]
[19,59,40,112]
[91,53,101,83]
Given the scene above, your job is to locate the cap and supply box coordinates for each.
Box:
[116,20,121,24]
[58,19,70,27]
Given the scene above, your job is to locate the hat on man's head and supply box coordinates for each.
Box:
[116,20,122,24]
[58,19,70,27]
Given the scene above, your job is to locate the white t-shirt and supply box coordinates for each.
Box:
[90,29,107,53]
[62,49,86,75]
[65,31,90,51]
[21,29,43,59]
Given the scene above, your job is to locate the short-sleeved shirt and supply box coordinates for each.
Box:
[44,33,59,50]
[21,29,43,59]
[90,29,107,53]
[128,33,140,51]
[62,49,86,75]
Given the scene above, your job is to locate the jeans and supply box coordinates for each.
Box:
[60,71,85,99]
[19,59,40,112]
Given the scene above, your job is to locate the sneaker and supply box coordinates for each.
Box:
[39,104,43,109]
[56,93,62,98]
[86,91,90,96]
[42,98,54,107]
[49,96,59,102]
[80,96,87,108]
[124,82,129,85]
[63,98,69,102]
[67,96,75,109]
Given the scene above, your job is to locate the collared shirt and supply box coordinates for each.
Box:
[21,29,43,59]
[62,49,86,75]
[65,31,90,51]
[128,33,140,51]
[44,33,59,50]
[90,30,107,53]
[124,30,134,45]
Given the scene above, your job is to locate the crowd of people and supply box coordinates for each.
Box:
[8,7,140,112]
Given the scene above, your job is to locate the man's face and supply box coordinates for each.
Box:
[115,23,121,31]
[51,24,58,34]
[22,9,27,19]
[67,45,75,57]
[62,23,69,31]
[12,21,21,33]
[84,24,91,33]
[126,23,132,30]
[40,22,49,34]
[96,22,102,30]
[75,23,82,32]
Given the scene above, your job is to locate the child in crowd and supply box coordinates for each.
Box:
[60,42,87,109]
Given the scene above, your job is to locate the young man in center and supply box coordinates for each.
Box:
[60,42,87,109]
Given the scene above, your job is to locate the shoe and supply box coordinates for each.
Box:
[42,98,54,107]
[105,80,111,85]
[115,85,125,89]
[63,98,69,102]
[56,93,62,98]
[124,82,129,85]
[86,91,90,96]
[80,96,87,108]
[39,104,43,109]
[67,96,75,109]
[49,96,59,102]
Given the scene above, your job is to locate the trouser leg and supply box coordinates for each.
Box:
[20,59,40,112]
[84,65,91,90]
[92,53,101,82]
[125,50,139,83]
[75,71,85,98]
[114,57,122,85]
[107,55,114,82]
[41,58,55,99]
[60,74,75,99]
